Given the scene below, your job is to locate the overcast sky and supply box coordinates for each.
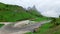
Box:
[0,0,60,18]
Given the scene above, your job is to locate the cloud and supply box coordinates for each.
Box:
[0,0,60,18]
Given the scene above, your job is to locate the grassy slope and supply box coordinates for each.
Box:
[25,23,54,34]
[26,18,60,34]
[0,3,31,22]
[0,3,46,22]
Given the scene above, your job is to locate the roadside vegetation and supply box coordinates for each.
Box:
[25,22,53,34]
[0,24,4,28]
[25,17,60,34]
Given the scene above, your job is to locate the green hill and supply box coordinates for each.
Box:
[0,3,43,22]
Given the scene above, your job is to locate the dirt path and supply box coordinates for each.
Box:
[0,20,51,34]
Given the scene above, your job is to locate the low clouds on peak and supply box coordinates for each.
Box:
[0,0,60,18]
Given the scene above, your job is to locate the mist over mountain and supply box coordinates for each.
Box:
[0,0,60,18]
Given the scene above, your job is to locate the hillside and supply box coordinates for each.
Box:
[0,3,43,22]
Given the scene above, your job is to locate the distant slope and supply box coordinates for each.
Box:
[27,6,43,17]
[0,3,42,22]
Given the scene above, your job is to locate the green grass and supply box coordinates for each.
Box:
[26,24,60,34]
[25,23,54,34]
[33,17,48,22]
[25,20,60,34]
[0,24,4,28]
[42,25,60,34]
